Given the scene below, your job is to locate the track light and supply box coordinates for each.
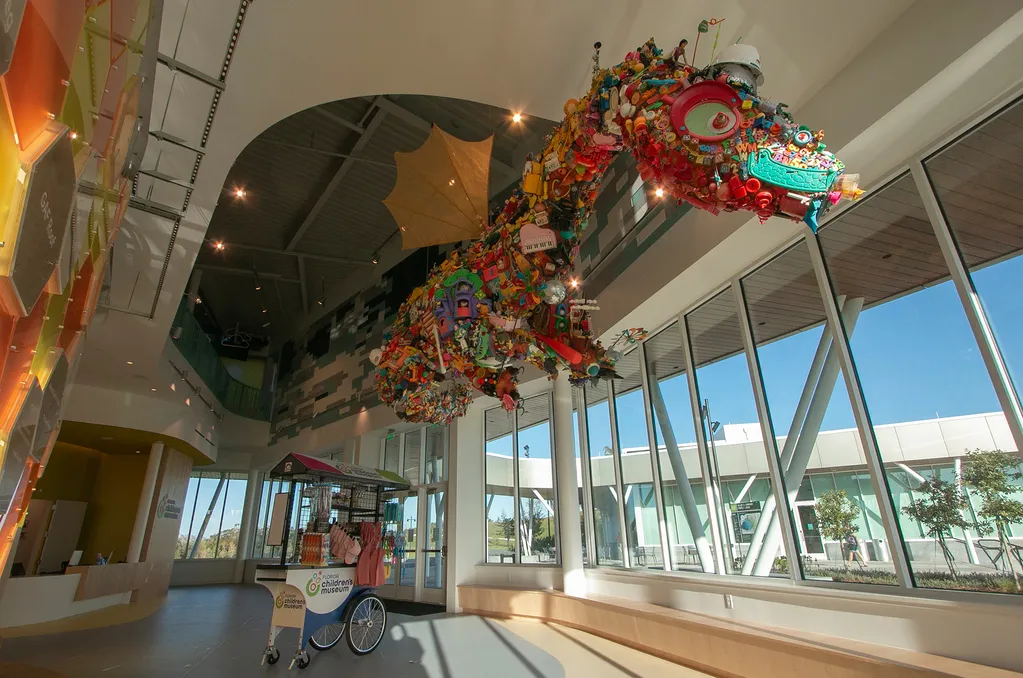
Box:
[371,253,379,265]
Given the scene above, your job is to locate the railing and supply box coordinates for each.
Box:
[170,298,271,421]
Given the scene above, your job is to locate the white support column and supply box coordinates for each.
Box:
[751,298,864,577]
[648,376,714,572]
[806,235,914,588]
[553,374,585,596]
[234,470,262,582]
[127,442,164,563]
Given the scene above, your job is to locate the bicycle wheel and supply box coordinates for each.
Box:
[345,594,386,655]
[309,621,346,651]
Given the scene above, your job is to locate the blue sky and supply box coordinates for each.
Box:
[486,254,1023,463]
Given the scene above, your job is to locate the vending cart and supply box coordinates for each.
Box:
[255,453,409,670]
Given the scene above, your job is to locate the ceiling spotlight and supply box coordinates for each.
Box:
[371,253,379,265]
[511,112,523,123]
[654,187,664,198]
[234,188,246,198]
[126,360,133,365]
[195,297,202,304]
[316,296,325,306]
[255,284,261,291]
[170,382,176,392]
[448,178,456,186]
[135,450,141,454]
[185,397,191,406]
[262,321,270,328]
[570,278,579,288]
[70,130,78,140]
[262,307,267,314]
[151,387,157,391]
[213,241,225,251]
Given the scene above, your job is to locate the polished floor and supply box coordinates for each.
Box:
[0,585,707,677]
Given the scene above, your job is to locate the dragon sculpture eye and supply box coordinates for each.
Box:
[670,80,742,142]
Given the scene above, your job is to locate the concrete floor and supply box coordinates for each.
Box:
[0,585,708,678]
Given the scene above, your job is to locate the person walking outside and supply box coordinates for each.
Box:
[843,528,866,569]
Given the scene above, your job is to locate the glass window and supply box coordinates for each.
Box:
[585,380,623,566]
[817,173,1016,593]
[485,408,516,563]
[518,394,558,564]
[572,398,587,566]
[382,435,400,474]
[177,472,202,559]
[612,350,663,569]
[252,477,273,558]
[742,241,891,585]
[483,395,560,565]
[645,322,715,573]
[403,429,422,484]
[686,288,781,576]
[425,426,446,483]
[176,471,248,560]
[925,99,1023,397]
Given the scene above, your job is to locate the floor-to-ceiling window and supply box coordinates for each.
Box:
[484,394,560,565]
[742,241,890,584]
[644,322,714,573]
[176,471,249,559]
[816,172,1021,592]
[612,350,662,569]
[685,289,781,577]
[584,380,623,566]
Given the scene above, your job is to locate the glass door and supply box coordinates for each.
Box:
[420,488,446,604]
[381,491,418,601]
[378,425,448,604]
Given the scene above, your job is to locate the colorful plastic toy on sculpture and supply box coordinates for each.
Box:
[374,38,861,425]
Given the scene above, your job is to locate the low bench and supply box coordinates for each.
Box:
[458,585,1020,678]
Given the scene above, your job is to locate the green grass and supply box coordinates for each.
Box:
[807,567,1022,594]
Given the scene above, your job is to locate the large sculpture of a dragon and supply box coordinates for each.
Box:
[373,38,860,424]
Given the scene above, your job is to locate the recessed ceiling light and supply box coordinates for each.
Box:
[151,387,157,392]
[448,179,455,186]
[234,188,246,198]
[170,383,176,392]
[126,360,133,365]
[214,241,225,251]
[185,397,191,406]
[511,112,523,123]
[135,450,141,454]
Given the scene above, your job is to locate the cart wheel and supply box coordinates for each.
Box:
[346,594,387,655]
[265,647,280,665]
[309,621,346,651]
[296,653,310,670]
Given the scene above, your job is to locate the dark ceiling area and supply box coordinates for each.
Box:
[194,95,553,344]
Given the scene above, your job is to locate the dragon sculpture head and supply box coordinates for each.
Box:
[373,39,859,424]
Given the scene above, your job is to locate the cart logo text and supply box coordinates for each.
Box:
[305,571,353,598]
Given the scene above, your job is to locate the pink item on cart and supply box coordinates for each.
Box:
[356,522,385,587]
[330,524,361,564]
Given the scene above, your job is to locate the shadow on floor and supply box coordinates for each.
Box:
[0,586,566,678]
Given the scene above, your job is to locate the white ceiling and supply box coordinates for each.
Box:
[72,0,916,403]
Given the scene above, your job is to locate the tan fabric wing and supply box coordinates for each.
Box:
[383,125,493,249]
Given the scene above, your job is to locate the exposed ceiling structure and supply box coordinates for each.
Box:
[68,0,925,413]
[195,95,551,342]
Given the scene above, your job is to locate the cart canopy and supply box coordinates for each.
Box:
[268,453,410,490]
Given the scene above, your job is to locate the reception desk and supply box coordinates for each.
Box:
[0,562,172,630]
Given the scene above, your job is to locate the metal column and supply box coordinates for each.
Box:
[910,160,1023,453]
[679,317,727,574]
[805,236,915,588]
[605,381,631,568]
[732,279,803,582]
[576,390,598,568]
[638,342,677,572]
